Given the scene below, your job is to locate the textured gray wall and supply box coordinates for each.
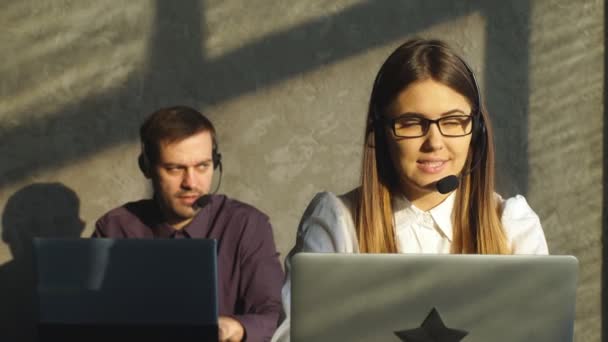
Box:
[0,1,603,341]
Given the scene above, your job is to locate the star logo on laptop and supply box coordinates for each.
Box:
[394,307,468,342]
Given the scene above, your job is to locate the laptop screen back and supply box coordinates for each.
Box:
[291,253,578,342]
[33,238,218,341]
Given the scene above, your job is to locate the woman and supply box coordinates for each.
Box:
[271,38,548,341]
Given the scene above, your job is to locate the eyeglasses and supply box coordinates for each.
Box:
[386,114,474,138]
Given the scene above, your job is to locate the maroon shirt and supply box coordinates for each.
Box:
[92,195,284,342]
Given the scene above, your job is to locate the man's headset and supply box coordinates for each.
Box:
[137,133,223,178]
[370,40,488,193]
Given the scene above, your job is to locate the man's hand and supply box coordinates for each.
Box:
[218,316,245,342]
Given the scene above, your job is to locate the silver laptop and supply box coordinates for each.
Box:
[291,253,578,342]
[33,238,219,341]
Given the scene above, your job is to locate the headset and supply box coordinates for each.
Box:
[370,40,488,183]
[138,132,223,178]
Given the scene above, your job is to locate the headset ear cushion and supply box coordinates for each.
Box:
[213,151,222,170]
[138,153,151,178]
[471,114,483,143]
[479,119,487,144]
[471,115,487,163]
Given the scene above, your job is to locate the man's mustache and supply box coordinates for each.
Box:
[175,190,203,197]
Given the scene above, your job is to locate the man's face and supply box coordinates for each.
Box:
[151,131,215,229]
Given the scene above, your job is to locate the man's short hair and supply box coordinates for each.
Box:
[139,106,216,166]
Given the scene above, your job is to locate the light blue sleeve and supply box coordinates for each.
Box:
[271,191,357,342]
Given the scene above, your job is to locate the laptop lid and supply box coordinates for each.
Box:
[291,253,578,342]
[33,238,218,340]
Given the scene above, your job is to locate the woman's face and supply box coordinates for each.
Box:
[385,78,473,200]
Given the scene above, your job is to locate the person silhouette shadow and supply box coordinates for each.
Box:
[0,183,85,342]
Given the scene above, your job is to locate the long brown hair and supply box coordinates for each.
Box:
[356,38,509,254]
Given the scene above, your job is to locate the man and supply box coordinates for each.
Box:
[93,106,284,342]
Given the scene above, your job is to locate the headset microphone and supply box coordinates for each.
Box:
[436,175,459,194]
[194,195,212,209]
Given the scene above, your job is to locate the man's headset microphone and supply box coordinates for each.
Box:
[371,41,488,195]
[138,133,223,209]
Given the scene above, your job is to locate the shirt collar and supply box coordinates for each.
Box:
[392,191,456,241]
[182,206,212,238]
[150,197,213,239]
[428,192,455,241]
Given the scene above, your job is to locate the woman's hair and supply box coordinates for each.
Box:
[356,38,510,254]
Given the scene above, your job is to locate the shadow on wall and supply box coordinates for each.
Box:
[0,0,535,336]
[0,183,85,342]
[0,0,546,340]
[0,0,530,196]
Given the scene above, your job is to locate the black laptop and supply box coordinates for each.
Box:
[33,238,218,341]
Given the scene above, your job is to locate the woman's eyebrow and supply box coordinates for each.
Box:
[396,109,467,117]
[439,109,467,116]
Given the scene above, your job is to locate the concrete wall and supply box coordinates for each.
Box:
[0,1,603,340]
